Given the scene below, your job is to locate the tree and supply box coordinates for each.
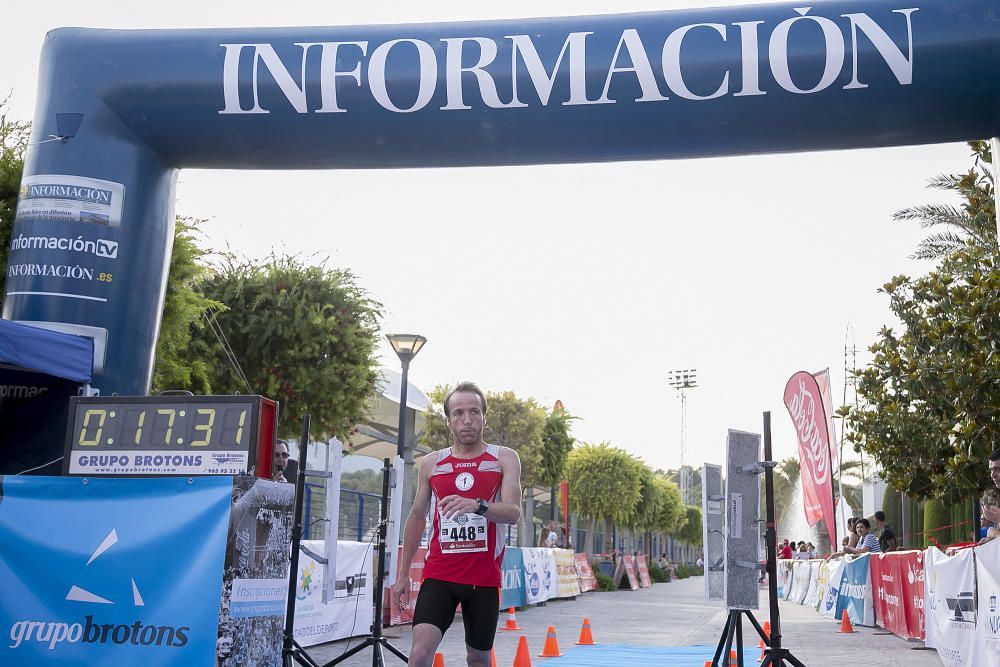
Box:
[0,98,30,303]
[843,142,1000,503]
[539,408,575,521]
[843,245,1000,502]
[565,443,643,552]
[894,141,996,260]
[191,252,383,439]
[675,505,703,548]
[150,218,223,394]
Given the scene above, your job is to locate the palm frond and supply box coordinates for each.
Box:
[893,204,971,230]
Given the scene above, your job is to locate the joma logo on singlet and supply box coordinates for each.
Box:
[454,462,477,468]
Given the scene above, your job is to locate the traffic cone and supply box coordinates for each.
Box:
[513,636,532,667]
[502,607,522,631]
[838,609,855,633]
[730,649,738,665]
[576,618,595,645]
[538,626,563,657]
[433,652,445,667]
[758,620,771,648]
[491,648,497,667]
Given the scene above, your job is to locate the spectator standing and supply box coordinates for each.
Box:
[779,539,793,560]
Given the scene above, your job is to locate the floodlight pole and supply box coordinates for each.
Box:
[668,369,698,505]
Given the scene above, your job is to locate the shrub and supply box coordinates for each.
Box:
[649,564,670,583]
[594,571,616,592]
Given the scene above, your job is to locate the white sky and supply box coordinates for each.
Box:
[4,0,968,474]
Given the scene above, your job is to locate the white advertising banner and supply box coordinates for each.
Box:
[776,559,794,599]
[803,561,822,608]
[293,540,373,648]
[788,561,812,605]
[975,539,1000,665]
[819,558,847,619]
[925,546,976,666]
[522,548,559,605]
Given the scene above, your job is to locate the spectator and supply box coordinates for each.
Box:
[794,542,810,560]
[272,440,291,483]
[806,542,816,559]
[847,518,860,549]
[828,518,881,558]
[875,510,897,552]
[544,521,560,548]
[779,539,793,560]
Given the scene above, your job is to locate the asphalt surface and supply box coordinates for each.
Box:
[301,576,941,666]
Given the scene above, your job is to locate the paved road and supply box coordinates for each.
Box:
[301,577,941,666]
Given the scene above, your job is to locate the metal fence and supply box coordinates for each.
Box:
[302,483,383,543]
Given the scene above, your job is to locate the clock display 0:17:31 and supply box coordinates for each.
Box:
[75,404,250,449]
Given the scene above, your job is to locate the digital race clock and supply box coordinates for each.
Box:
[64,394,278,477]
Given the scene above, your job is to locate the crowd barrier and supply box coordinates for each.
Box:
[778,538,1000,666]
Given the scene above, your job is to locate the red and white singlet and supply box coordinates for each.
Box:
[422,444,505,587]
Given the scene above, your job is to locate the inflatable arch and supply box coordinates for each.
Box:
[6,0,1000,395]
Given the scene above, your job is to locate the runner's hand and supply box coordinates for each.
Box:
[438,494,477,520]
[391,577,411,611]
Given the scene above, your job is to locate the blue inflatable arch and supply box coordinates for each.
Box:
[6,0,1000,395]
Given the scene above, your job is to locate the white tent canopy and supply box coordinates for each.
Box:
[341,367,430,463]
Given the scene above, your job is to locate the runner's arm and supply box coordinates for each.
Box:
[397,455,433,573]
[483,447,522,525]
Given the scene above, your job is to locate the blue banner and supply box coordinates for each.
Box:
[835,554,873,626]
[500,548,526,609]
[0,476,231,666]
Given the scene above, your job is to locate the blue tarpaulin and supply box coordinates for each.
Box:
[0,319,92,383]
[541,644,753,666]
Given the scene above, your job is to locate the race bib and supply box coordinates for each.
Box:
[439,512,487,553]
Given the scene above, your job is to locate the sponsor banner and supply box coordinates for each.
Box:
[16,174,125,227]
[802,561,822,608]
[871,550,924,641]
[835,554,874,627]
[783,372,836,548]
[0,475,231,666]
[819,558,847,619]
[522,548,558,605]
[555,549,582,597]
[574,554,597,593]
[925,546,976,666]
[293,540,372,648]
[776,559,794,599]
[975,539,1000,665]
[217,477,294,666]
[500,548,526,610]
[388,546,425,626]
[787,561,811,605]
[636,555,653,588]
[615,554,640,591]
[69,451,249,476]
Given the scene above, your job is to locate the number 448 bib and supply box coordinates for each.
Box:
[439,512,487,553]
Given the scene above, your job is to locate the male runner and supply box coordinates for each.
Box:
[390,382,522,667]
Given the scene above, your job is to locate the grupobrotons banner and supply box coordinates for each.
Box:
[783,371,836,548]
[925,546,976,666]
[0,476,231,666]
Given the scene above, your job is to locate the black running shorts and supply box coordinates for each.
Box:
[411,578,500,651]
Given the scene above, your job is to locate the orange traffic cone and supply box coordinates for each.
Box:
[576,618,595,645]
[758,620,771,648]
[838,609,855,633]
[433,652,445,667]
[490,648,497,667]
[513,636,532,667]
[502,607,522,631]
[538,626,563,657]
[730,649,738,665]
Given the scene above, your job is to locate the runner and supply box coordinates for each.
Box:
[391,382,522,667]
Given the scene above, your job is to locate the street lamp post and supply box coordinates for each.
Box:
[668,369,698,506]
[386,334,427,459]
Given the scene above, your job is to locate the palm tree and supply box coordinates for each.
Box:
[893,141,997,259]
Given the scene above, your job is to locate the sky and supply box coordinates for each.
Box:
[3,0,971,475]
